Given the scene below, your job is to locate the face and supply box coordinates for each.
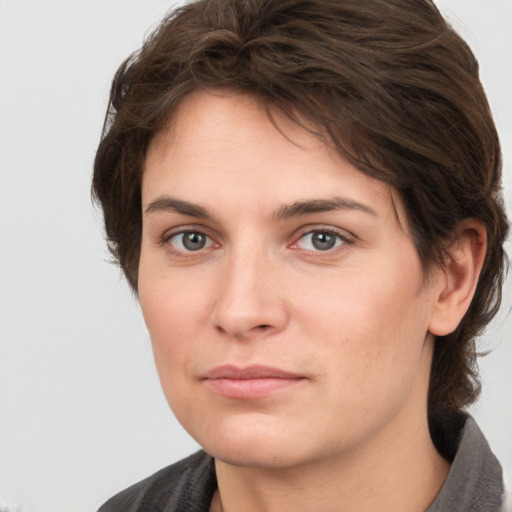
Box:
[139,90,443,470]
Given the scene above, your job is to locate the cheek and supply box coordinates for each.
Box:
[295,256,432,381]
[138,271,222,438]
[138,243,214,330]
[138,278,202,418]
[138,260,204,366]
[140,286,203,354]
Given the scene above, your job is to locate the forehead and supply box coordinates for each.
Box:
[147,90,325,171]
[143,90,402,225]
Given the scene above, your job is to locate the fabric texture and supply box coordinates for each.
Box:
[97,451,217,512]
[426,416,504,511]
[97,415,504,511]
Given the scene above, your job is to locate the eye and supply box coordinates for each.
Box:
[166,231,215,252]
[294,230,346,252]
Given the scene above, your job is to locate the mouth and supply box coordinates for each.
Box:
[201,365,305,399]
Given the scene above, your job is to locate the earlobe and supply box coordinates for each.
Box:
[428,220,487,336]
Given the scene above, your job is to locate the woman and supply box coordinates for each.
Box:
[93,0,509,510]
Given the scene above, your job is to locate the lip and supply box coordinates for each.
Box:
[201,365,305,399]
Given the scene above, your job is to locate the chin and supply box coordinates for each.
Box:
[187,415,324,470]
[207,439,310,469]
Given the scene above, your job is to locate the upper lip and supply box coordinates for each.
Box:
[202,365,303,380]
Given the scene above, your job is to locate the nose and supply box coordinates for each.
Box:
[212,249,288,340]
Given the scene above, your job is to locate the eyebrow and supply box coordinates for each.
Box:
[274,197,377,220]
[144,195,377,220]
[144,197,212,219]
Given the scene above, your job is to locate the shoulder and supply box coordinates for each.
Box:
[97,450,217,512]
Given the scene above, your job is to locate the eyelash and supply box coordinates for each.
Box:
[289,228,352,254]
[162,229,218,257]
[161,227,353,256]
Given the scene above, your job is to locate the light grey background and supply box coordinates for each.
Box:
[0,1,510,511]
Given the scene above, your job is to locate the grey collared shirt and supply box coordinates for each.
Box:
[427,416,504,511]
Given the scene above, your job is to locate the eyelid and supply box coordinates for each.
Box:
[159,224,353,255]
[289,226,353,252]
[161,225,221,254]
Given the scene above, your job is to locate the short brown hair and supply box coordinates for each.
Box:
[93,0,509,414]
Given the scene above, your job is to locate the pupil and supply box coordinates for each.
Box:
[183,232,206,251]
[312,232,336,250]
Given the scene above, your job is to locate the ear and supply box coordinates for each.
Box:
[428,220,487,336]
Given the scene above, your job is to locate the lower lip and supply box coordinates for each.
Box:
[204,377,303,399]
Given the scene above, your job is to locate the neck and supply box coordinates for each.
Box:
[211,412,450,512]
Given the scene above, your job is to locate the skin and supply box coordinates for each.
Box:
[138,90,484,511]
